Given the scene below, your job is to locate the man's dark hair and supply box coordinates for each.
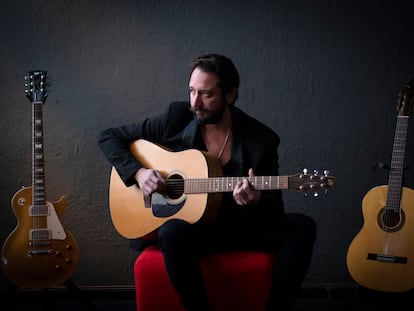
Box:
[190,53,239,104]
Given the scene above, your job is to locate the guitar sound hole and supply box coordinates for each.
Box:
[166,174,184,200]
[378,208,405,232]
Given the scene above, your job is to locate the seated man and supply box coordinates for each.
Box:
[98,53,316,311]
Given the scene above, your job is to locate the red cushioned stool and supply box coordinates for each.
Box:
[134,245,274,311]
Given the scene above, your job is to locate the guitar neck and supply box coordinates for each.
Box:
[184,175,289,194]
[387,114,409,209]
[32,102,46,208]
[26,70,49,212]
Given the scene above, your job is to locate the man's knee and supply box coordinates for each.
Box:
[158,219,193,246]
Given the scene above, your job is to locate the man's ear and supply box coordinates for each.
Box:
[225,87,238,104]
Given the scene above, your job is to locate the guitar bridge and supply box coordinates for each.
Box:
[29,240,51,247]
[367,253,407,264]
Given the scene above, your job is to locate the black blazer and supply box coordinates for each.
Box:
[98,101,284,226]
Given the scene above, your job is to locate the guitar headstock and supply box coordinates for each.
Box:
[397,79,414,117]
[24,70,48,103]
[288,169,336,197]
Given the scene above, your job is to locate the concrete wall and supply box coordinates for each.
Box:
[1,0,414,288]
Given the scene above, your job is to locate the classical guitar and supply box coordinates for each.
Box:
[346,79,414,292]
[109,139,336,239]
[1,71,79,288]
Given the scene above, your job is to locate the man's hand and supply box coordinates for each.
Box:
[135,168,167,196]
[233,168,261,206]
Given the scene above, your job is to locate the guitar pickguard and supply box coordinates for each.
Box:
[151,193,186,218]
[45,201,67,240]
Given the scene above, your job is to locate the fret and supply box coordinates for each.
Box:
[33,201,46,205]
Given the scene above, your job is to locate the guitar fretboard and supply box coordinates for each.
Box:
[184,176,288,193]
[386,114,409,210]
[32,102,46,210]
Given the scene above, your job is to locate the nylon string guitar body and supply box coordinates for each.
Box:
[1,71,79,288]
[346,79,414,292]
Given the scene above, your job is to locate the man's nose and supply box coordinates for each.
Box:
[192,92,202,106]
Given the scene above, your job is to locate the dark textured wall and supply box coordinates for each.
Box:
[1,0,414,288]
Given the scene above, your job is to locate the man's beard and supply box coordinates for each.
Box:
[189,102,226,125]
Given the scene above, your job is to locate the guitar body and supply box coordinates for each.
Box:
[109,139,223,239]
[1,187,79,288]
[346,185,414,292]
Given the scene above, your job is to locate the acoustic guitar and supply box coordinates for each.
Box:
[1,71,79,288]
[346,79,414,292]
[109,139,336,239]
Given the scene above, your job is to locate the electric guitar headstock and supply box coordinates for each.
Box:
[397,79,414,117]
[24,70,48,104]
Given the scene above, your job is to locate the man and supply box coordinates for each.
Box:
[98,53,316,311]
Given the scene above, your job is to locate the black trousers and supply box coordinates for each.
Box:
[157,212,316,311]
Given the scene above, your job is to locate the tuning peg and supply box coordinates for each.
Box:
[304,192,320,198]
[303,168,308,175]
[323,170,330,176]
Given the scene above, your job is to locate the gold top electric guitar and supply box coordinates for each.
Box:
[346,79,414,292]
[1,71,79,288]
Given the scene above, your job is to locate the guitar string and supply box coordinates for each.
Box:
[33,104,39,246]
[385,116,407,228]
[165,176,287,192]
[33,104,37,241]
